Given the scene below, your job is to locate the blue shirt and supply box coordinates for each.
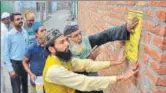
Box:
[23,25,36,45]
[25,42,48,76]
[23,21,39,45]
[4,27,28,72]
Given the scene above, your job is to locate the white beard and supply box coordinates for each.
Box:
[71,42,85,56]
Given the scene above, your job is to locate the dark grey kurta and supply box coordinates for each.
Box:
[88,24,129,48]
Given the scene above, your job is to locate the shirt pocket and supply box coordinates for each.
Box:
[10,35,18,44]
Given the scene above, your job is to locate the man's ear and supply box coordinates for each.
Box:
[48,46,56,54]
[68,37,72,42]
[35,33,38,38]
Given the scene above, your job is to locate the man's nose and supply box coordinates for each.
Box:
[65,40,69,47]
[78,34,81,39]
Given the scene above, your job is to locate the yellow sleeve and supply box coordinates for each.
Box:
[71,58,110,72]
[45,65,117,91]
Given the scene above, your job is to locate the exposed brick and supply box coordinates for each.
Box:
[152,88,166,93]
[107,80,132,93]
[105,6,128,21]
[142,20,166,36]
[144,45,166,62]
[122,15,128,22]
[151,61,166,75]
[105,12,121,21]
[156,10,166,21]
[91,8,97,12]
[137,71,143,80]
[144,45,159,59]
[139,83,148,93]
[142,20,146,29]
[111,6,128,13]
[144,32,152,43]
[153,25,166,36]
[105,12,120,19]
[96,1,105,5]
[102,5,112,11]
[127,1,136,6]
[145,69,166,86]
[117,1,126,5]
[151,1,166,7]
[161,54,166,63]
[140,88,146,93]
[117,7,128,13]
[137,1,149,6]
[142,54,149,64]
[154,36,166,49]
[116,1,135,6]
[156,77,166,86]
[144,20,155,32]
[108,18,125,26]
[143,21,166,37]
[130,75,138,86]
[146,10,154,18]
[145,69,158,85]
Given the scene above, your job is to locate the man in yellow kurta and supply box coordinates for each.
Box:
[43,29,138,93]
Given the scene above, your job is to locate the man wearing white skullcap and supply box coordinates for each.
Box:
[1,12,10,19]
[1,12,10,93]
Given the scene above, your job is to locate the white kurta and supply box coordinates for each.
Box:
[1,22,8,93]
[45,57,117,91]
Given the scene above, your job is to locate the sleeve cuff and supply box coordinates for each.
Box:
[124,23,130,40]
[109,76,117,84]
[8,66,14,72]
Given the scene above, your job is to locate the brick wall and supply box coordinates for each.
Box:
[78,1,166,93]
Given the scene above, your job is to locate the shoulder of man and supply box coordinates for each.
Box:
[28,42,37,49]
[32,21,40,27]
[22,27,28,33]
[6,28,15,36]
[70,57,91,63]
[1,26,8,35]
[22,27,29,38]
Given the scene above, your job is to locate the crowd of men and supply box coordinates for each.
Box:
[1,10,139,93]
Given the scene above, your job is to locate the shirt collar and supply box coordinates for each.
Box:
[13,27,23,34]
[36,41,40,46]
[36,40,45,47]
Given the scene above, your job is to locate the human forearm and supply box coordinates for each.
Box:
[109,57,126,66]
[4,35,13,72]
[71,58,111,72]
[22,57,37,81]
[88,24,129,48]
[22,57,34,76]
[45,65,117,91]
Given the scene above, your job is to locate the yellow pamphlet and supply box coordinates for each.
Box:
[125,10,143,62]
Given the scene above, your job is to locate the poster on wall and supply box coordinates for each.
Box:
[125,10,143,62]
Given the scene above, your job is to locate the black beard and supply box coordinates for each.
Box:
[56,50,72,62]
[15,24,22,29]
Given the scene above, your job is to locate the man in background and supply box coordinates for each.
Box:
[1,12,10,93]
[23,23,48,93]
[23,9,38,45]
[4,13,28,93]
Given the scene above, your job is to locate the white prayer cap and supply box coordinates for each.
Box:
[1,12,10,19]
